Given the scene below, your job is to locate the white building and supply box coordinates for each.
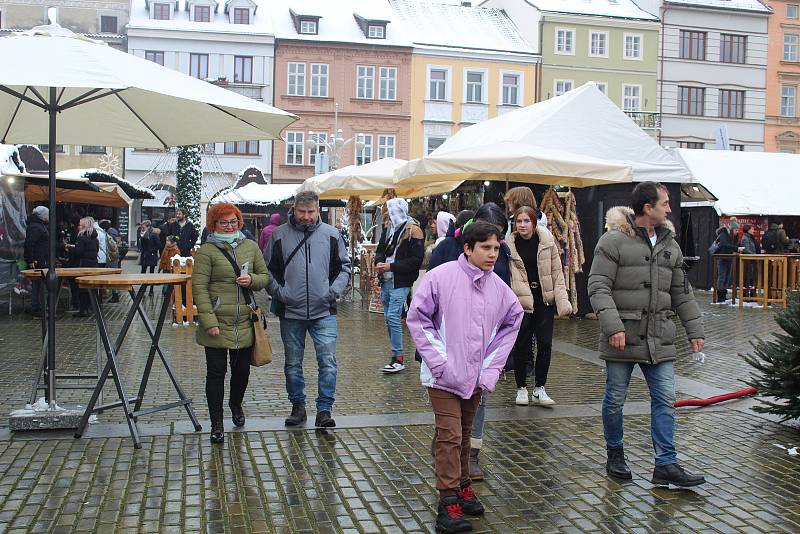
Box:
[637,0,772,151]
[125,0,276,204]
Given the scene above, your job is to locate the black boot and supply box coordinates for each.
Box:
[210,419,224,443]
[284,404,307,426]
[606,447,632,480]
[314,410,336,428]
[457,481,484,516]
[435,495,472,533]
[651,463,705,488]
[230,403,245,427]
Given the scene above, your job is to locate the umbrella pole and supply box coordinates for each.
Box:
[46,87,58,409]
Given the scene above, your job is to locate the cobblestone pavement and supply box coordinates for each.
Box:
[0,260,795,533]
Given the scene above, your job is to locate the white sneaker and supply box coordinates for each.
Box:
[515,387,529,406]
[382,361,406,373]
[532,386,555,406]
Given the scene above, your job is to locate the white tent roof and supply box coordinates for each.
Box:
[212,182,299,205]
[428,82,691,184]
[673,148,800,216]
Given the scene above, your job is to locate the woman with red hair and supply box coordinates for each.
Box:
[192,203,269,443]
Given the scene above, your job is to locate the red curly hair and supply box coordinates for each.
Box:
[206,203,244,232]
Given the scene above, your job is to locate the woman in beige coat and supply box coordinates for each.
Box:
[508,205,572,406]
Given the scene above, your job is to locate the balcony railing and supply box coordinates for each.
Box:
[625,111,661,130]
[222,83,265,101]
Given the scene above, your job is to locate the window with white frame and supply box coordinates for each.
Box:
[368,25,385,39]
[502,73,520,105]
[152,3,170,20]
[590,31,608,57]
[429,69,447,101]
[624,33,642,60]
[300,20,317,34]
[377,135,396,160]
[145,50,164,65]
[785,34,799,62]
[285,132,304,165]
[379,67,397,100]
[234,56,252,83]
[194,5,210,22]
[308,132,327,166]
[357,66,375,99]
[554,80,573,97]
[595,82,608,95]
[465,71,484,103]
[287,62,306,96]
[190,53,208,79]
[233,7,249,24]
[310,63,329,97]
[355,134,373,165]
[623,85,641,111]
[781,86,797,117]
[555,28,575,54]
[426,137,446,155]
[788,4,799,18]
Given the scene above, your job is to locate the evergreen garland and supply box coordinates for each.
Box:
[176,145,202,228]
[744,293,800,421]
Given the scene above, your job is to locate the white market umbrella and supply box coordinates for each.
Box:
[394,143,633,188]
[0,24,297,407]
[212,183,300,206]
[299,157,462,200]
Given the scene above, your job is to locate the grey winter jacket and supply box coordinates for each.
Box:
[588,206,704,364]
[264,212,351,320]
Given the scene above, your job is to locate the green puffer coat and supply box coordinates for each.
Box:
[588,206,704,364]
[192,235,269,349]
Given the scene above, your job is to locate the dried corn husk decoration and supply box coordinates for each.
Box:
[539,188,586,313]
[346,195,362,245]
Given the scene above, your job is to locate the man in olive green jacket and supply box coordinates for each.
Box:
[589,181,706,488]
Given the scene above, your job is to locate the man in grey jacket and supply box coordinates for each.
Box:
[589,181,706,488]
[264,191,351,428]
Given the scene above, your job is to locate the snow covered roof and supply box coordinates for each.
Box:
[128,0,274,35]
[271,0,408,46]
[673,149,800,216]
[57,169,156,199]
[390,0,536,54]
[524,0,659,21]
[212,182,299,205]
[664,0,772,14]
[0,145,25,174]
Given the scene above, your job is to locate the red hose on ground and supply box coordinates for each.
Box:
[674,387,758,408]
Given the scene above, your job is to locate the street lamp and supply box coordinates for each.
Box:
[305,103,366,173]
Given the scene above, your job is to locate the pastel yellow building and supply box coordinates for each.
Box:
[390,0,540,158]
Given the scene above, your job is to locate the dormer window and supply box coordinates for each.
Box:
[290,10,321,35]
[354,14,389,40]
[368,25,384,39]
[194,5,210,22]
[152,2,170,20]
[233,7,249,24]
[300,20,317,34]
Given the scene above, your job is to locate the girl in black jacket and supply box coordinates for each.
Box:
[67,217,99,317]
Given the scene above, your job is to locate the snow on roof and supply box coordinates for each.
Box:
[213,182,299,205]
[674,149,800,216]
[525,0,659,21]
[58,168,156,199]
[664,0,771,14]
[390,0,536,54]
[270,0,408,46]
[128,0,274,35]
[0,145,24,174]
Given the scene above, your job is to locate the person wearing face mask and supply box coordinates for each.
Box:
[508,205,572,407]
[264,191,352,429]
[374,198,425,373]
[192,203,269,444]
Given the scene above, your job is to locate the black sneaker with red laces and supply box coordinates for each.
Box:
[456,481,484,516]
[436,495,472,533]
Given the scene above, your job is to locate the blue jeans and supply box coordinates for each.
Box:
[471,391,486,441]
[716,259,733,301]
[603,360,677,466]
[280,315,338,412]
[380,279,410,357]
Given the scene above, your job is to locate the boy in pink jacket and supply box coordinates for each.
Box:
[407,221,523,533]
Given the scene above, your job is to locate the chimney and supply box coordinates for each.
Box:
[47,6,59,25]
[461,1,472,6]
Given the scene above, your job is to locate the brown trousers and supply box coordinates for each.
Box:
[429,387,481,494]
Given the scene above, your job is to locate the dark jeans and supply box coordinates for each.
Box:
[205,346,252,421]
[512,306,555,388]
[30,279,45,313]
[140,265,155,274]
[716,259,732,302]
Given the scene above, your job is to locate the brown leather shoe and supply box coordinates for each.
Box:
[468,448,484,481]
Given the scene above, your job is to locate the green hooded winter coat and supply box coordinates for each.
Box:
[588,206,704,364]
[192,234,269,349]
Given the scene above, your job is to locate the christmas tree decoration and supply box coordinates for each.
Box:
[744,294,800,421]
[176,145,202,227]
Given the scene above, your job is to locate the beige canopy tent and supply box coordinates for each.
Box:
[299,157,463,200]
[26,180,132,208]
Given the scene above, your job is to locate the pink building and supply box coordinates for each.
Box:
[271,1,412,184]
[765,0,800,153]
